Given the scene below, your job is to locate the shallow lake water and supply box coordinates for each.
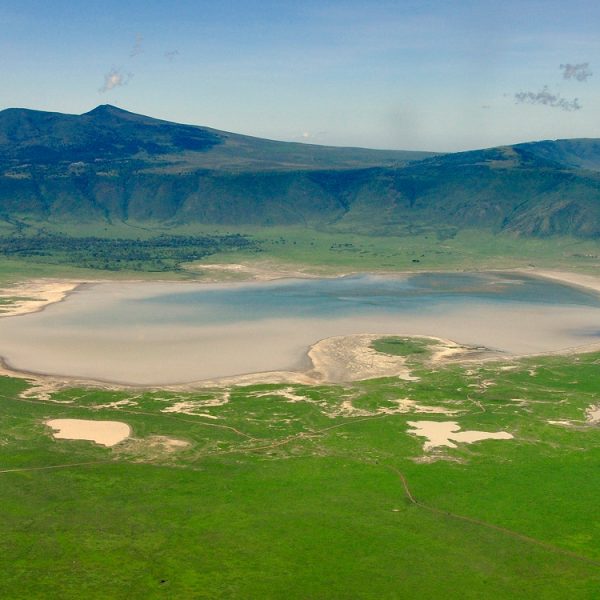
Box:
[1,272,600,384]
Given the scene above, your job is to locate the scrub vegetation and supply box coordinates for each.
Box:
[1,226,600,280]
[0,231,258,272]
[1,346,599,598]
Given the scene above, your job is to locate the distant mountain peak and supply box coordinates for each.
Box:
[83,104,146,121]
[84,104,129,116]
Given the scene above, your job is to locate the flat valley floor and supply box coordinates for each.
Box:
[0,269,599,598]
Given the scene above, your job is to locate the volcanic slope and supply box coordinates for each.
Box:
[1,105,600,236]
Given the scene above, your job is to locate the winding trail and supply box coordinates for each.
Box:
[388,466,600,568]
[229,414,390,454]
[0,461,112,474]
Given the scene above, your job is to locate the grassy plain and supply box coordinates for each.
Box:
[1,224,600,283]
[1,226,599,597]
[182,226,600,275]
[1,347,599,598]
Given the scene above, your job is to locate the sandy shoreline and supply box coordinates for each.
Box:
[0,266,599,392]
[513,268,600,295]
[0,333,479,394]
[0,279,84,318]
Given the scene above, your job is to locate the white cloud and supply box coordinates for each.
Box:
[99,68,133,93]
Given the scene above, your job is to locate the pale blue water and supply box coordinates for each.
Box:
[0,272,599,384]
[56,272,600,327]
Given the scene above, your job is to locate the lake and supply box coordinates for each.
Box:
[1,272,599,385]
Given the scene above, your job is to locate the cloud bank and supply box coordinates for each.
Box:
[514,86,581,111]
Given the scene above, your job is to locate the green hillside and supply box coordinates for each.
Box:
[515,139,600,172]
[1,105,600,238]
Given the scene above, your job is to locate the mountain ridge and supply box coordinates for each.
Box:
[0,105,432,171]
[1,105,599,237]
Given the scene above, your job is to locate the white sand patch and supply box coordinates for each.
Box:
[94,399,139,409]
[162,401,207,415]
[547,420,576,426]
[0,280,81,318]
[161,393,229,416]
[510,398,530,407]
[46,418,130,447]
[253,387,309,403]
[148,435,189,450]
[307,334,487,384]
[195,412,219,420]
[429,339,470,362]
[407,420,513,451]
[250,387,461,419]
[115,435,190,458]
[585,405,600,424]
[411,454,464,464]
[274,388,308,402]
[308,334,420,383]
[378,398,461,416]
[195,371,315,387]
[191,261,333,282]
[18,379,65,402]
[326,396,462,419]
[524,269,600,295]
[413,403,461,415]
[337,399,374,417]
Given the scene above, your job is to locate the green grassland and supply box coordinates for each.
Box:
[208,226,600,273]
[371,336,435,358]
[1,346,599,598]
[1,225,600,284]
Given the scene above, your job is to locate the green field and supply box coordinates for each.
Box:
[1,225,599,598]
[371,336,435,358]
[1,345,599,598]
[1,226,600,285]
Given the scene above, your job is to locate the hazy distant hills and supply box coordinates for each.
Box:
[1,105,599,237]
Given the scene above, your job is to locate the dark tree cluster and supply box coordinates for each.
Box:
[0,232,260,271]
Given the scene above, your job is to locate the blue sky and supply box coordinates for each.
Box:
[1,0,599,151]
